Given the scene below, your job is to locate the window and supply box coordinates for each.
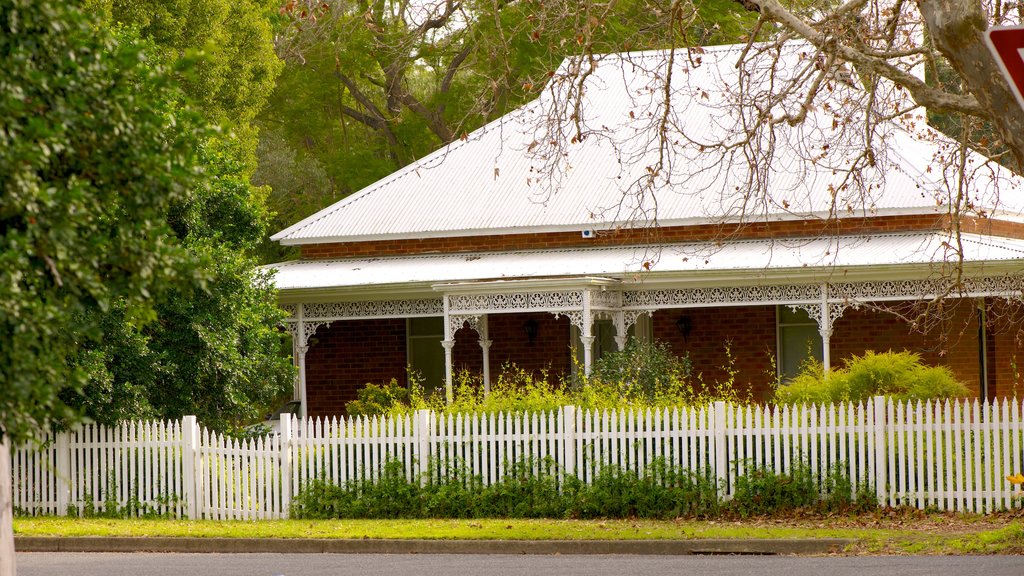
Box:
[407,317,444,392]
[777,306,823,381]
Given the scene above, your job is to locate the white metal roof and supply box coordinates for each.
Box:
[267,232,1024,294]
[272,43,1024,245]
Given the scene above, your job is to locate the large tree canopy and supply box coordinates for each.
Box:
[0,0,203,445]
[63,0,295,432]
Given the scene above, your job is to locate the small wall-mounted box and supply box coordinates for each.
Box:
[581,229,595,238]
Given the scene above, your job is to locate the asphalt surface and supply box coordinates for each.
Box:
[15,553,1024,576]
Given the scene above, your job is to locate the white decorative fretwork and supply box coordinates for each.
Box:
[589,289,622,310]
[624,284,822,308]
[302,321,332,346]
[449,314,482,337]
[301,298,443,320]
[831,276,1024,302]
[554,310,587,333]
[787,303,847,332]
[448,290,584,313]
[622,309,652,332]
[286,320,333,349]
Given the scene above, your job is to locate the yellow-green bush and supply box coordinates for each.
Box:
[774,350,971,404]
[346,338,754,417]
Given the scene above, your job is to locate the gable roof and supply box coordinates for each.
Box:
[272,44,1024,246]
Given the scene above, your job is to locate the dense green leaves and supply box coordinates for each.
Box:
[775,351,972,405]
[65,2,295,433]
[0,0,292,439]
[0,0,201,443]
[89,0,283,166]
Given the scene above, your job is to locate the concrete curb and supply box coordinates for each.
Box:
[15,536,854,555]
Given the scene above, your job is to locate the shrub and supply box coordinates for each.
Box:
[570,459,719,519]
[730,463,819,517]
[290,456,868,520]
[589,339,692,403]
[345,379,413,417]
[729,462,875,517]
[344,339,757,419]
[775,350,970,404]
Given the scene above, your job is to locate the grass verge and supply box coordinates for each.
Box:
[13,513,1024,555]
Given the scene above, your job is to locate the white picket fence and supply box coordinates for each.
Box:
[10,397,1024,519]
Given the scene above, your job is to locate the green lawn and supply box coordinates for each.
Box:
[13,516,1024,555]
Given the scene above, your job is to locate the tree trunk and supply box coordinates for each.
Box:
[0,437,14,576]
[920,0,1024,170]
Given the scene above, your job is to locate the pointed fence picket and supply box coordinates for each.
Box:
[9,397,1024,519]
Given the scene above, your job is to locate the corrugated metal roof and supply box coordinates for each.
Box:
[272,44,1024,245]
[267,232,1024,292]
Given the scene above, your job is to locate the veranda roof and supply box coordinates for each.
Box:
[272,44,1024,246]
[267,232,1024,297]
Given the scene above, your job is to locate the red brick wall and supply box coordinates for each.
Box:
[304,318,407,418]
[829,300,982,395]
[986,298,1024,398]
[652,306,779,401]
[649,301,999,401]
[303,301,1017,418]
[299,214,988,259]
[452,313,573,383]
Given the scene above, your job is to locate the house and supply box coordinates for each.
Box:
[267,44,1024,420]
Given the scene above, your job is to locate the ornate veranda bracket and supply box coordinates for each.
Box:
[285,320,332,351]
[449,314,482,338]
[787,303,848,337]
[552,310,587,333]
[621,309,653,333]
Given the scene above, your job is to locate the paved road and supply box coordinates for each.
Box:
[15,553,1024,576]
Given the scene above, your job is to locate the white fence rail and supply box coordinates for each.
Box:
[11,397,1024,518]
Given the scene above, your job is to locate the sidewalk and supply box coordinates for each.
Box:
[16,536,853,555]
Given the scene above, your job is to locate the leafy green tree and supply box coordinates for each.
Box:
[88,0,283,165]
[0,1,207,567]
[62,1,296,431]
[1,0,202,445]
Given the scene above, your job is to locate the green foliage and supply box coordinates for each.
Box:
[89,0,282,164]
[590,339,692,404]
[572,460,720,519]
[730,462,875,518]
[775,351,972,405]
[291,456,869,520]
[346,380,413,418]
[349,341,752,418]
[68,470,180,519]
[0,0,203,443]
[42,1,296,434]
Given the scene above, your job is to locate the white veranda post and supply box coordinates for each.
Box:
[580,290,595,376]
[294,304,309,422]
[820,283,832,373]
[478,314,492,395]
[442,295,454,404]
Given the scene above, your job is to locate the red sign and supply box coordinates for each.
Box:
[986,25,1024,112]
